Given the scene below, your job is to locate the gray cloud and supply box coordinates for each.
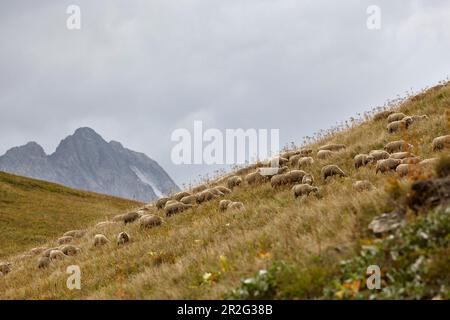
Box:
[1,0,449,185]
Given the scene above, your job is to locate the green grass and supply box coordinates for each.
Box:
[0,172,142,257]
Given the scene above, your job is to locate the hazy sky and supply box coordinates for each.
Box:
[1,0,449,186]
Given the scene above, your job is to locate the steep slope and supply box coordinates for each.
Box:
[0,127,180,202]
[0,82,448,299]
[0,171,141,257]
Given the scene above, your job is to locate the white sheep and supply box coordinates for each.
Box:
[369,150,390,161]
[139,214,163,229]
[387,112,406,123]
[93,234,110,246]
[321,165,347,180]
[375,158,401,173]
[317,150,334,160]
[227,176,243,189]
[384,140,413,153]
[292,184,319,198]
[432,135,450,152]
[354,154,375,169]
[353,180,375,192]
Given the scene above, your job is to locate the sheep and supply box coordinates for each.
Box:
[93,234,110,246]
[29,247,47,256]
[209,188,225,197]
[228,202,245,212]
[196,189,217,204]
[354,154,375,169]
[317,150,334,160]
[49,250,65,261]
[63,230,86,238]
[369,150,390,161]
[321,165,347,180]
[401,156,421,164]
[0,262,12,275]
[227,176,243,189]
[419,158,439,167]
[38,256,51,269]
[164,199,179,207]
[281,149,311,159]
[288,154,304,167]
[123,212,141,224]
[60,245,80,256]
[375,158,401,174]
[172,191,191,201]
[156,197,171,209]
[318,144,346,152]
[278,157,289,166]
[353,180,375,192]
[286,170,307,184]
[219,200,232,211]
[396,164,418,177]
[95,221,117,228]
[432,135,450,152]
[139,214,163,229]
[192,184,208,193]
[57,236,74,245]
[270,173,288,188]
[298,157,314,168]
[373,110,393,121]
[245,171,268,185]
[117,232,130,245]
[42,247,59,258]
[292,184,319,198]
[387,119,410,133]
[302,173,314,185]
[214,186,232,194]
[390,152,412,160]
[384,140,413,153]
[165,202,192,216]
[180,195,198,205]
[387,112,406,123]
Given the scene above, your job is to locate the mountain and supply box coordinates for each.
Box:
[0,171,141,257]
[0,127,179,202]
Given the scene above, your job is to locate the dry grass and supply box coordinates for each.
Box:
[0,82,449,299]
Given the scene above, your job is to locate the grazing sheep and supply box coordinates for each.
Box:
[390,152,412,160]
[123,212,141,224]
[95,221,117,228]
[209,188,224,197]
[139,214,163,228]
[298,157,314,168]
[419,158,439,167]
[387,119,410,133]
[353,180,375,192]
[117,232,130,245]
[318,144,346,152]
[302,173,314,185]
[156,197,171,209]
[42,247,59,258]
[373,110,393,121]
[180,195,198,205]
[49,250,65,261]
[289,154,308,167]
[192,184,208,193]
[60,245,80,256]
[196,189,217,203]
[245,171,268,185]
[278,157,289,166]
[164,199,179,208]
[93,234,110,246]
[384,140,413,153]
[165,202,192,216]
[214,186,232,194]
[57,236,74,245]
[354,154,375,169]
[227,176,243,189]
[270,173,288,188]
[285,170,307,184]
[432,135,450,152]
[321,165,347,180]
[375,158,401,174]
[228,202,245,212]
[172,191,191,201]
[63,230,86,238]
[38,256,51,269]
[396,164,418,177]
[387,112,406,123]
[369,150,390,161]
[0,262,11,275]
[29,247,47,256]
[401,156,421,164]
[292,184,319,198]
[219,200,232,211]
[317,150,334,160]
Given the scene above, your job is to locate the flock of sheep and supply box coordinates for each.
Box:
[0,110,449,276]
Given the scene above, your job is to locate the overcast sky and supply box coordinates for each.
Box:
[1,0,449,186]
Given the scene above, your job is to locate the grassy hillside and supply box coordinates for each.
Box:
[0,82,448,299]
[0,172,142,257]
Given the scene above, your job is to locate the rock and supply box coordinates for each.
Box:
[368,209,406,235]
